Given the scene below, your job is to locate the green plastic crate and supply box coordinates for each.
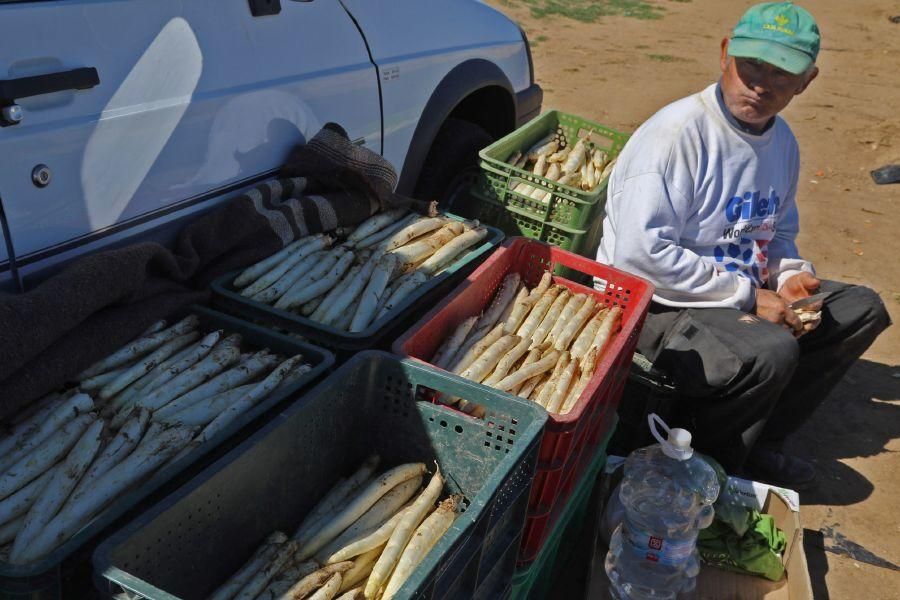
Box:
[478,110,629,232]
[509,420,616,600]
[93,352,547,600]
[466,188,605,284]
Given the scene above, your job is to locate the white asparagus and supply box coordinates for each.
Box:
[561,352,595,415]
[504,287,537,335]
[338,546,381,593]
[241,237,332,298]
[0,394,93,474]
[510,347,543,396]
[334,302,357,332]
[132,337,241,415]
[355,213,419,249]
[194,356,306,443]
[162,384,253,427]
[347,209,408,244]
[106,340,203,415]
[98,332,200,400]
[286,251,356,311]
[298,463,427,560]
[546,293,584,348]
[113,330,222,413]
[381,496,459,600]
[233,236,312,288]
[460,335,520,384]
[0,466,58,526]
[0,413,94,501]
[0,395,67,464]
[562,136,587,174]
[554,295,596,351]
[449,323,504,375]
[233,539,298,600]
[9,419,104,563]
[77,315,199,379]
[365,468,443,598]
[301,293,327,317]
[483,337,532,387]
[20,426,194,564]
[251,250,329,306]
[284,563,354,600]
[379,217,447,252]
[208,532,288,600]
[493,350,561,392]
[79,365,130,392]
[0,515,24,545]
[69,409,149,504]
[516,286,561,342]
[390,224,463,273]
[432,317,479,370]
[152,352,278,422]
[530,272,553,298]
[312,263,363,324]
[545,355,578,413]
[325,506,408,564]
[530,287,571,347]
[276,250,354,310]
[417,227,488,276]
[320,255,379,325]
[349,253,398,332]
[308,573,343,600]
[257,561,319,599]
[294,455,382,544]
[535,351,569,408]
[317,475,422,562]
[590,306,623,360]
[376,271,428,319]
[570,308,608,361]
[472,274,521,339]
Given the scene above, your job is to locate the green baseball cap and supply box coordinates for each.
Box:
[728,2,820,75]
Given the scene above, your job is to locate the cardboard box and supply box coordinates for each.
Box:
[697,490,813,599]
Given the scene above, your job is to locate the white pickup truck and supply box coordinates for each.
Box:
[0,0,541,291]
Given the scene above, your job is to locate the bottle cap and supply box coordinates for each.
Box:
[648,414,694,461]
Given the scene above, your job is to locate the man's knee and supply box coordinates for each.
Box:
[751,327,799,387]
[850,285,892,334]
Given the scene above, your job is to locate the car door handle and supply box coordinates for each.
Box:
[0,67,100,104]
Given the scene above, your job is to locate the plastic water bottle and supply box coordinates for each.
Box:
[605,414,720,599]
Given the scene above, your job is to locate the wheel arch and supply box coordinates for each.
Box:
[396,59,516,196]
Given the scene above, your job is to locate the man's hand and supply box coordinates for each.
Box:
[754,288,803,334]
[778,272,821,304]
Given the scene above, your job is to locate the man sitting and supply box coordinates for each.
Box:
[597,2,890,487]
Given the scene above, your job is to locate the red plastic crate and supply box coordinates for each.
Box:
[393,237,653,560]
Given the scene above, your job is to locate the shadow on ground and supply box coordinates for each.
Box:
[787,359,899,507]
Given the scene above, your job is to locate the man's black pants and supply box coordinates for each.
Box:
[636,281,891,472]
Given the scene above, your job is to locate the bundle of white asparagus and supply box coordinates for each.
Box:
[210,456,459,600]
[0,315,313,564]
[431,272,623,417]
[231,209,489,333]
[505,129,617,202]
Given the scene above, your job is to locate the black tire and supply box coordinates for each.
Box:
[414,118,495,217]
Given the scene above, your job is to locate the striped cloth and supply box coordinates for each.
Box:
[0,123,430,419]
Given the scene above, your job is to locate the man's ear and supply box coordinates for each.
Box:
[796,66,819,95]
[720,37,731,72]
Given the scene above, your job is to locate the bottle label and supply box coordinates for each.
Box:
[625,529,695,567]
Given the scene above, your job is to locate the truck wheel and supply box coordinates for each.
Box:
[414,118,494,216]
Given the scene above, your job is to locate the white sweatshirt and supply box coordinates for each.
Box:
[597,83,814,311]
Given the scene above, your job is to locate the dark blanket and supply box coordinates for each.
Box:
[0,123,430,419]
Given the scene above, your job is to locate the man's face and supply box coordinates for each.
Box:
[719,38,818,127]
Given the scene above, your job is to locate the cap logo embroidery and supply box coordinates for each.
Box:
[763,13,796,36]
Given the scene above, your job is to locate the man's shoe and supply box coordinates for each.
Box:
[743,447,817,490]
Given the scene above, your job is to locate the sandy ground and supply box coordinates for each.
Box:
[486,0,900,597]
